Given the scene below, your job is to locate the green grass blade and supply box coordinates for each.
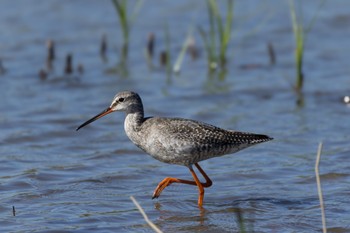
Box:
[164,23,172,78]
[198,26,211,61]
[289,0,304,91]
[206,0,234,68]
[130,0,144,25]
[173,32,191,73]
[305,0,326,34]
[198,26,217,69]
[207,0,216,63]
[220,0,234,66]
[112,0,128,37]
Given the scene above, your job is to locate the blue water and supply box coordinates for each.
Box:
[1,0,350,232]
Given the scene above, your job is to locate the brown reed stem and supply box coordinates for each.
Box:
[130,196,163,233]
[315,142,327,233]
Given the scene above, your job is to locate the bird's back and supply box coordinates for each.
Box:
[129,117,272,166]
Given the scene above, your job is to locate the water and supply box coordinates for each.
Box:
[1,0,350,232]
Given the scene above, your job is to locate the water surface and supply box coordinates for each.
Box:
[1,0,349,232]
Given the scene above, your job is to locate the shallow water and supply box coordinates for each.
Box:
[1,0,350,232]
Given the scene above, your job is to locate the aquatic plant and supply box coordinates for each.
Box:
[289,0,325,93]
[173,29,193,74]
[111,0,143,61]
[46,39,55,71]
[164,24,172,78]
[100,34,108,63]
[145,32,155,65]
[267,42,276,65]
[198,0,234,71]
[64,53,73,75]
[289,0,304,92]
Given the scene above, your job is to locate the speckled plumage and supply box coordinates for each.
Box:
[77,91,273,207]
[128,116,271,166]
[115,91,272,166]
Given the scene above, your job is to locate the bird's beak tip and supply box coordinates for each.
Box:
[76,107,113,132]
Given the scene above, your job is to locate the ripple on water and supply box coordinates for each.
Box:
[1,0,350,232]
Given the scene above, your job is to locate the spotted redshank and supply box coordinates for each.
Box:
[76,91,272,207]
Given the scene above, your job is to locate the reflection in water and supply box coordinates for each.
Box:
[154,202,209,229]
[296,91,305,108]
[154,200,255,232]
[204,70,231,94]
[234,207,249,233]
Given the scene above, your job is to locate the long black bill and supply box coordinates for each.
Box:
[76,107,113,131]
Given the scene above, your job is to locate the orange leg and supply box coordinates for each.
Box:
[189,166,205,207]
[152,163,212,207]
[194,163,212,188]
[152,177,197,199]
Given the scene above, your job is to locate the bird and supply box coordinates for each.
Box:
[76,91,272,207]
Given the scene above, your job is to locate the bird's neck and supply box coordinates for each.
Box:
[124,110,144,147]
[125,104,144,131]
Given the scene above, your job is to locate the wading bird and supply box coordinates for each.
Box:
[77,91,272,207]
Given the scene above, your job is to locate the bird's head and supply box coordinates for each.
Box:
[76,91,142,131]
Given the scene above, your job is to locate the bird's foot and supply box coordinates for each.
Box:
[152,177,177,199]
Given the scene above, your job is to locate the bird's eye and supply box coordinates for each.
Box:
[119,97,124,102]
